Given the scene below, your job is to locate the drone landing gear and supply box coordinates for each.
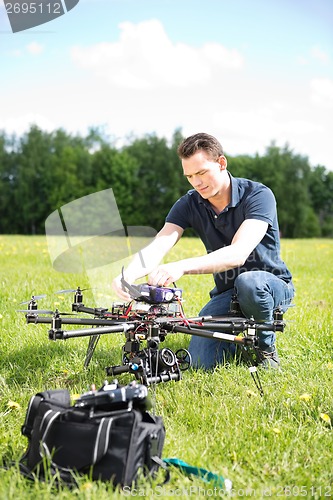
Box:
[84,334,101,368]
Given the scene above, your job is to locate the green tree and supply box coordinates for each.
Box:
[46,128,93,211]
[1,125,332,237]
[91,144,139,225]
[0,131,16,233]
[249,143,319,237]
[13,126,55,233]
[227,154,257,179]
[124,132,188,230]
[308,166,333,236]
[11,126,95,233]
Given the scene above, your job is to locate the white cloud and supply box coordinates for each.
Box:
[8,49,22,57]
[6,42,44,57]
[297,45,331,67]
[310,78,333,108]
[1,18,332,171]
[310,45,330,65]
[0,113,56,136]
[71,19,244,89]
[297,56,308,66]
[26,42,44,55]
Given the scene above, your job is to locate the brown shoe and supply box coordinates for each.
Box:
[257,346,280,369]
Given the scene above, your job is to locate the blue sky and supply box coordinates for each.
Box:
[1,0,332,169]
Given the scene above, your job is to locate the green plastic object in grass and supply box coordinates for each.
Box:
[163,457,232,491]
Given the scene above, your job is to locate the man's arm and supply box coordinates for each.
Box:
[112,222,184,300]
[148,219,268,286]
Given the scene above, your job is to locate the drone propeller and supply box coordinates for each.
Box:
[55,287,90,294]
[19,294,47,305]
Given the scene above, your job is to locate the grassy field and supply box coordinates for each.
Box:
[0,235,332,499]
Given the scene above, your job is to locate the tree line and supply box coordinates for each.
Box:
[0,125,332,237]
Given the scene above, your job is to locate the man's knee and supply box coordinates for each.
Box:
[235,271,266,300]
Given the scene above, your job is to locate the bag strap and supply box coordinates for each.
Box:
[21,394,44,438]
[92,417,114,464]
[39,410,114,467]
[163,458,231,489]
[21,390,71,438]
[150,456,170,484]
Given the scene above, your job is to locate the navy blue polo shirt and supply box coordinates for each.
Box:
[165,173,292,294]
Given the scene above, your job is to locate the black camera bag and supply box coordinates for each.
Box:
[19,387,166,487]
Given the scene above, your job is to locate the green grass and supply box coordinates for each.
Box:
[0,235,332,499]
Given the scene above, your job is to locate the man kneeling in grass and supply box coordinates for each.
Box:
[113,133,295,369]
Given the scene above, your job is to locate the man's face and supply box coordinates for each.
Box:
[182,150,227,200]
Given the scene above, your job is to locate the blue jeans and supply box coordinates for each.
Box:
[188,271,295,369]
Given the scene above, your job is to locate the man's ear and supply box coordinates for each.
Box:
[218,155,227,170]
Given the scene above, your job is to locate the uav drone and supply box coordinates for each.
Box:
[19,277,286,396]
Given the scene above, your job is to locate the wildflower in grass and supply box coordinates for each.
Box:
[327,362,333,370]
[272,428,281,434]
[81,482,93,491]
[0,314,3,319]
[246,389,258,398]
[299,393,312,402]
[319,413,331,425]
[7,400,20,409]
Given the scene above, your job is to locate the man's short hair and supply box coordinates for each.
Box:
[177,133,224,161]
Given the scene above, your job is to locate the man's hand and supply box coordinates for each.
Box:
[148,262,184,287]
[111,223,184,299]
